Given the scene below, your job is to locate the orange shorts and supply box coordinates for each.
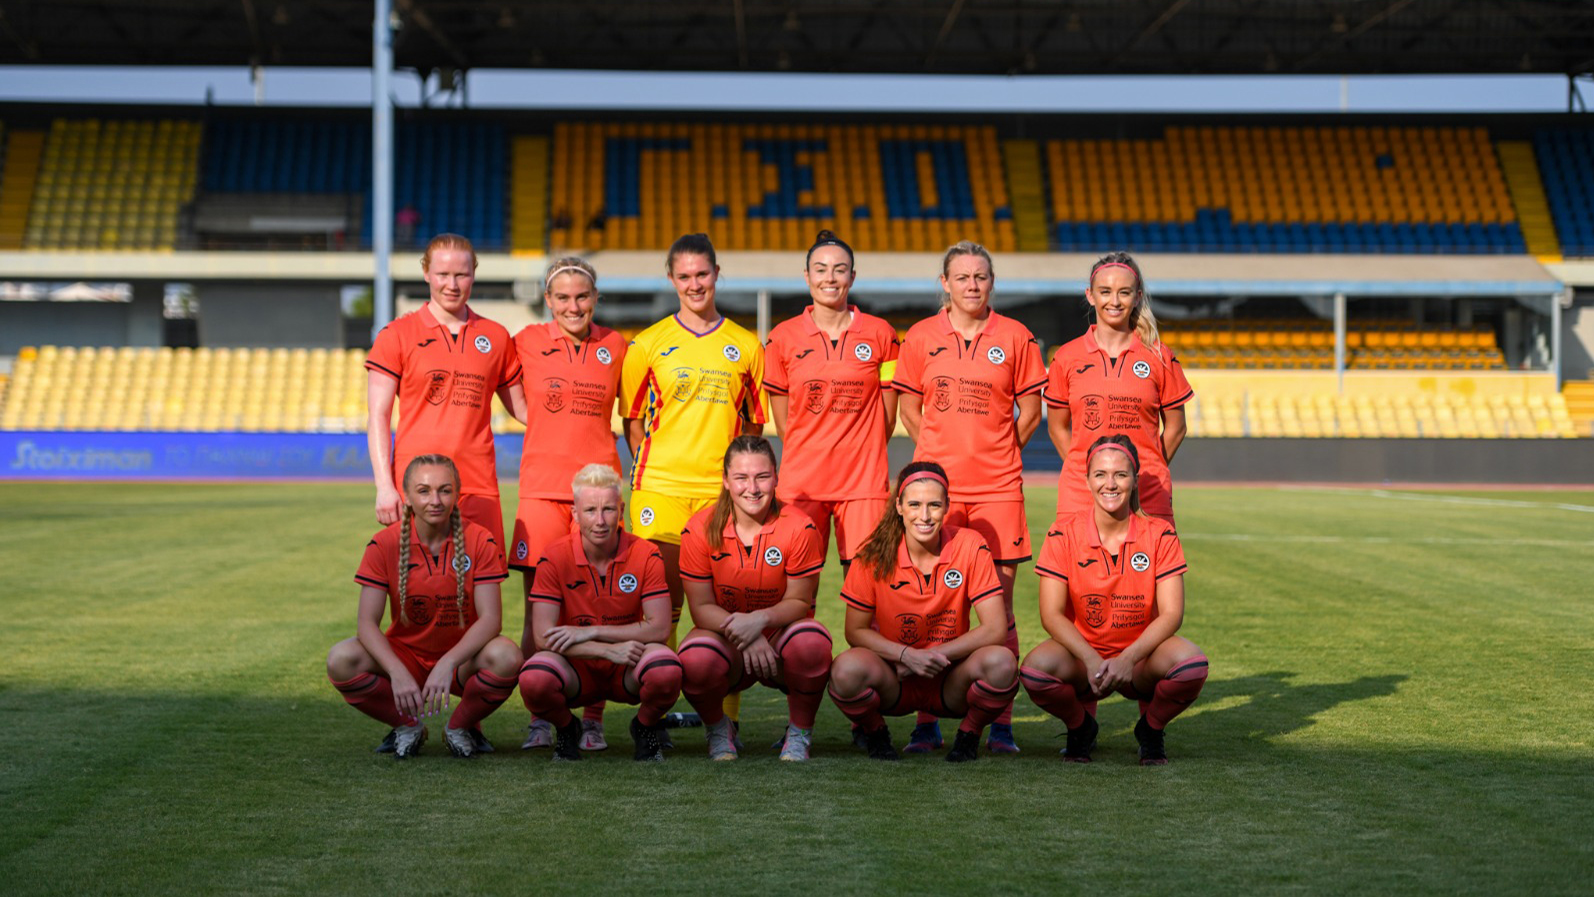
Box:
[787,497,889,562]
[563,657,640,707]
[387,639,466,697]
[509,498,576,571]
[947,499,1030,564]
[884,670,953,718]
[457,493,506,553]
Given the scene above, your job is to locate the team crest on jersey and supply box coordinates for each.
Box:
[943,569,963,589]
[595,346,613,365]
[896,613,924,644]
[1080,394,1104,430]
[618,573,639,593]
[764,546,783,566]
[723,345,742,362]
[987,346,1006,365]
[405,596,433,625]
[1083,594,1107,628]
[452,554,472,573]
[931,376,955,412]
[1130,552,1150,572]
[515,540,529,561]
[639,507,655,527]
[1133,360,1151,379]
[474,335,492,354]
[670,368,694,402]
[542,377,567,412]
[425,370,451,405]
[854,343,873,362]
[803,379,827,414]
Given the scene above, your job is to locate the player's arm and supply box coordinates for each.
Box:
[897,391,923,440]
[1038,575,1103,675]
[539,595,671,658]
[1014,392,1043,447]
[721,574,818,649]
[923,592,1006,662]
[768,393,789,437]
[355,584,422,718]
[1047,404,1072,458]
[882,388,900,437]
[365,372,402,525]
[1094,574,1185,697]
[1162,406,1188,462]
[683,576,730,633]
[842,602,904,659]
[624,418,645,456]
[497,380,529,425]
[416,580,506,716]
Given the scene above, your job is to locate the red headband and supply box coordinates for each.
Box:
[1086,442,1136,471]
[1090,262,1138,287]
[900,470,949,492]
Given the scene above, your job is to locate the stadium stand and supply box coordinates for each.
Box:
[999,139,1051,252]
[0,126,47,250]
[546,122,1015,253]
[510,135,550,253]
[1534,128,1594,258]
[1046,125,1524,254]
[1160,319,1508,371]
[1563,378,1594,437]
[1496,140,1561,258]
[23,118,199,250]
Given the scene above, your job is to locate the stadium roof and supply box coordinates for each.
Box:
[3,1,1593,77]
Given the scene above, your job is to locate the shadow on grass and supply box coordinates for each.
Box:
[1195,671,1408,740]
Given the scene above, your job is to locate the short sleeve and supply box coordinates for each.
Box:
[839,559,878,612]
[365,323,404,382]
[891,331,925,396]
[527,555,565,604]
[1034,527,1071,582]
[620,335,653,418]
[678,523,714,582]
[638,545,671,601]
[1013,333,1047,397]
[497,330,523,389]
[963,535,1003,607]
[1043,355,1070,409]
[782,515,825,579]
[763,330,791,396]
[738,338,766,426]
[355,535,390,590]
[1153,526,1188,581]
[1159,350,1194,411]
[470,529,509,583]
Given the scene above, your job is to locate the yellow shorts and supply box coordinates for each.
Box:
[628,489,716,545]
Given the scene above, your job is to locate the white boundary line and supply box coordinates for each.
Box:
[1277,486,1594,514]
[1182,533,1594,547]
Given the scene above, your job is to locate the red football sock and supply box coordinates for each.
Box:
[331,672,413,728]
[960,677,1019,735]
[678,637,732,726]
[994,620,1021,727]
[1019,665,1087,729]
[582,702,605,723]
[777,623,833,729]
[448,668,515,730]
[1146,654,1209,730]
[634,649,683,727]
[829,685,884,731]
[518,657,574,727]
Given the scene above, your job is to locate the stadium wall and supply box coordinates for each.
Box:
[0,282,164,355]
[195,284,344,348]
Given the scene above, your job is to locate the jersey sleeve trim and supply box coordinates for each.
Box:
[1162,387,1195,410]
[679,570,713,582]
[786,561,824,578]
[891,379,924,396]
[968,585,1003,605]
[640,587,672,601]
[1034,564,1069,581]
[364,360,401,381]
[1016,376,1047,397]
[475,571,509,584]
[839,590,874,612]
[499,362,524,389]
[763,380,790,396]
[1155,564,1188,581]
[527,593,565,605]
[355,574,388,590]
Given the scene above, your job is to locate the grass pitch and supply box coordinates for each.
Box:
[2,481,1591,894]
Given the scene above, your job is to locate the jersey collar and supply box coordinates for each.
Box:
[575,531,634,568]
[672,313,725,338]
[1087,513,1143,549]
[937,307,1000,336]
[799,305,859,336]
[419,303,475,333]
[896,527,950,570]
[722,506,782,541]
[1084,324,1142,358]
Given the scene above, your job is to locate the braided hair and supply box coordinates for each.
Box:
[395,454,468,627]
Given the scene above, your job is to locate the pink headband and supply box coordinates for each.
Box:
[1089,262,1139,287]
[900,470,949,492]
[1086,442,1136,471]
[546,266,596,287]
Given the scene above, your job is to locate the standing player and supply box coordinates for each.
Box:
[510,257,628,752]
[1046,252,1191,524]
[676,437,831,762]
[891,241,1045,754]
[620,234,765,652]
[1021,435,1208,765]
[827,461,1019,762]
[327,454,521,759]
[366,233,526,547]
[516,464,684,762]
[764,230,899,568]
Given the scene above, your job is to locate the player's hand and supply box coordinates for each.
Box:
[420,661,455,717]
[720,612,766,650]
[609,640,646,667]
[390,671,423,722]
[1092,655,1134,698]
[902,647,950,678]
[742,637,778,681]
[375,483,404,525]
[544,625,591,653]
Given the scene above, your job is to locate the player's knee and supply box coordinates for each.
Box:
[779,622,833,674]
[518,653,567,695]
[677,636,732,684]
[974,645,1018,685]
[828,648,875,693]
[478,638,523,677]
[1166,650,1209,683]
[325,638,365,679]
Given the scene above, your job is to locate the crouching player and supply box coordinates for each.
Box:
[677,437,831,762]
[516,464,683,761]
[1021,435,1208,765]
[328,454,521,760]
[826,462,1019,762]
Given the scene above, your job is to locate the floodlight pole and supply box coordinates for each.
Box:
[1333,292,1346,394]
[757,289,771,342]
[371,0,396,338]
